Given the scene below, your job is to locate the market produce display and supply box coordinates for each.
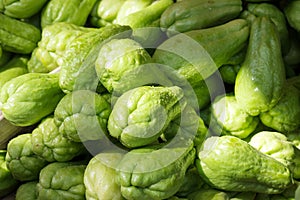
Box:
[0,0,300,199]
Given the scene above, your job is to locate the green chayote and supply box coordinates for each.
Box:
[6,134,48,181]
[187,188,230,200]
[219,64,241,85]
[31,116,85,162]
[0,150,18,198]
[28,22,97,73]
[40,0,97,28]
[117,141,195,200]
[84,152,125,200]
[15,181,38,200]
[0,55,28,90]
[108,86,186,148]
[0,73,64,126]
[249,131,300,179]
[95,38,173,97]
[210,94,260,139]
[259,80,300,133]
[0,0,48,19]
[284,0,300,32]
[54,90,112,142]
[196,136,293,194]
[37,162,86,200]
[59,24,131,93]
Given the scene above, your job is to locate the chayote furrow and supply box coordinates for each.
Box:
[235,16,286,116]
[0,13,41,54]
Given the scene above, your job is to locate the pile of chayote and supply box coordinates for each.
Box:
[1,0,300,199]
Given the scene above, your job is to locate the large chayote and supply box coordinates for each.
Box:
[196,136,293,194]
[95,38,173,97]
[117,141,195,199]
[259,79,300,133]
[0,73,64,126]
[0,0,48,19]
[249,131,300,179]
[15,181,38,200]
[0,150,19,198]
[0,55,28,90]
[59,24,131,93]
[28,22,97,73]
[54,90,112,142]
[234,17,286,116]
[210,94,260,139]
[84,152,124,200]
[108,86,186,148]
[40,0,97,28]
[37,162,86,200]
[31,116,85,162]
[6,134,48,181]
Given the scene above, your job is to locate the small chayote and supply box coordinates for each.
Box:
[54,90,112,142]
[37,162,86,200]
[6,134,48,181]
[0,73,64,126]
[84,152,125,200]
[108,86,185,148]
[31,116,85,162]
[210,94,260,139]
[15,181,38,200]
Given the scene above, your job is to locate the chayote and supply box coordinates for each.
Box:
[31,116,85,162]
[117,141,195,200]
[219,64,241,85]
[210,94,260,139]
[0,55,28,90]
[160,0,242,36]
[15,181,38,200]
[196,136,293,194]
[0,0,48,19]
[0,150,19,198]
[54,90,112,142]
[108,86,186,148]
[187,188,230,200]
[235,17,286,116]
[0,73,65,126]
[0,13,41,54]
[59,24,131,93]
[84,152,125,200]
[95,38,173,97]
[249,131,300,179]
[28,22,98,73]
[40,0,97,28]
[5,134,48,181]
[284,0,300,32]
[259,79,300,133]
[240,3,290,55]
[37,162,86,200]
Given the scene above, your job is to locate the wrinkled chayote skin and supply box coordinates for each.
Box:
[40,0,97,28]
[0,0,48,19]
[15,181,38,200]
[249,131,300,179]
[84,152,125,200]
[0,73,65,126]
[0,55,28,90]
[259,80,300,133]
[59,24,131,93]
[28,22,97,73]
[117,141,195,200]
[0,150,19,198]
[196,136,293,194]
[54,90,112,142]
[108,86,186,148]
[31,116,85,162]
[37,162,86,200]
[210,94,260,139]
[6,134,48,181]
